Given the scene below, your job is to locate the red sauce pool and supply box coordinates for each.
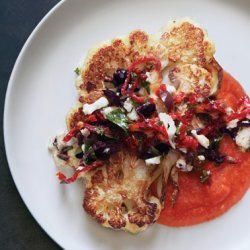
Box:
[158,71,250,227]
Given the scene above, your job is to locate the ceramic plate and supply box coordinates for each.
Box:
[4,0,250,249]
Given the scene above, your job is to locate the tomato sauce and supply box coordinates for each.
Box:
[158,72,250,227]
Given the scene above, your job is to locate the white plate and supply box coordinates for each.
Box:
[4,0,250,249]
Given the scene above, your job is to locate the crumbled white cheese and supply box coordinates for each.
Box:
[76,166,84,171]
[127,108,139,121]
[177,103,187,112]
[145,156,161,165]
[191,130,210,149]
[80,128,90,138]
[82,97,109,115]
[103,148,110,154]
[235,127,250,151]
[227,119,239,129]
[123,98,133,112]
[198,155,205,161]
[101,106,118,117]
[196,97,205,103]
[179,148,187,153]
[176,158,193,172]
[159,112,176,148]
[81,144,85,152]
[167,85,176,94]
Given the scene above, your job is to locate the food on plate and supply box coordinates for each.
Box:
[49,19,250,233]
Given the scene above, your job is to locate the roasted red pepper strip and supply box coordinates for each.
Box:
[130,93,146,103]
[121,56,161,95]
[128,122,148,132]
[124,135,139,149]
[147,119,168,138]
[85,114,97,123]
[57,161,103,184]
[227,96,250,122]
[173,92,185,104]
[177,124,198,150]
[196,100,226,114]
[155,84,167,96]
[63,128,77,142]
[129,119,168,142]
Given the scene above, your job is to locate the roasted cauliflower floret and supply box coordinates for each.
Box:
[168,64,213,95]
[83,149,162,233]
[160,19,222,96]
[160,19,215,66]
[75,30,168,106]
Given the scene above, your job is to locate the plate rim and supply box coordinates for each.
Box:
[3,0,65,249]
[3,1,250,250]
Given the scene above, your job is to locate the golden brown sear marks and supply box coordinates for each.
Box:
[160,21,215,66]
[83,149,162,233]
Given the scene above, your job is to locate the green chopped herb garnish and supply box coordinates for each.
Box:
[106,108,129,133]
[95,128,105,135]
[150,146,160,156]
[188,104,198,109]
[105,134,119,140]
[75,147,83,156]
[74,67,80,75]
[156,121,163,126]
[200,169,210,183]
[141,81,150,94]
[209,134,224,149]
[61,146,73,154]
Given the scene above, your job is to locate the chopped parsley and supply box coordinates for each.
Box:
[74,67,80,75]
[106,109,129,133]
[141,81,150,94]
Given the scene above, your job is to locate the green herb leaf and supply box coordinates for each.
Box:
[84,139,94,153]
[200,169,210,183]
[106,109,129,132]
[95,128,105,135]
[209,134,224,149]
[83,140,96,164]
[141,81,150,94]
[188,104,198,110]
[156,121,163,126]
[130,72,137,81]
[150,146,160,156]
[61,146,73,154]
[74,67,80,75]
[75,147,83,156]
[104,134,119,140]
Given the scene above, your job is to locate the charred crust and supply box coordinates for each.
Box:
[91,170,104,184]
[108,209,126,229]
[83,188,106,224]
[69,108,85,129]
[161,22,209,66]
[129,30,149,45]
[82,39,129,89]
[128,201,157,227]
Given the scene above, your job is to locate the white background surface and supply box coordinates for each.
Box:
[4,0,250,249]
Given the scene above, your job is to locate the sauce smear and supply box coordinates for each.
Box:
[158,71,250,227]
